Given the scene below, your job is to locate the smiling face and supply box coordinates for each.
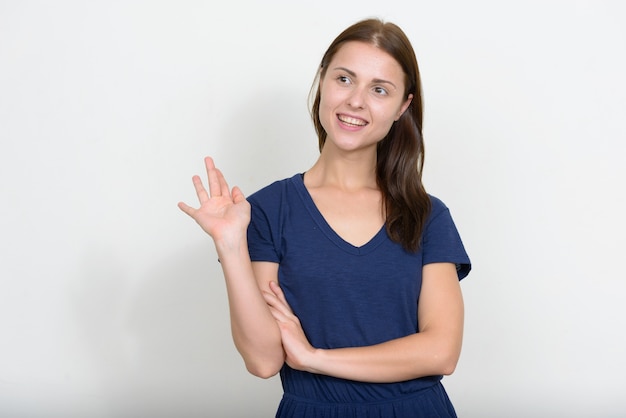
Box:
[318,41,413,155]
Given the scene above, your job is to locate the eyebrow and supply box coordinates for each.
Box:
[332,66,398,90]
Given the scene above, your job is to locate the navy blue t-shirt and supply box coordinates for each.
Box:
[247,173,471,414]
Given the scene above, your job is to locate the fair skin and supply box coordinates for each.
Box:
[178,158,284,378]
[179,41,464,382]
[309,41,413,246]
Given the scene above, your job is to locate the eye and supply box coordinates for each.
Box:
[337,75,352,85]
[373,86,388,96]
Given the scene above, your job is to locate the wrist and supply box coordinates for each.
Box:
[305,347,326,375]
[213,235,249,263]
[213,230,247,251]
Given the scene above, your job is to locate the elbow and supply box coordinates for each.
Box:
[439,358,458,376]
[234,339,285,379]
[245,360,283,379]
[429,345,461,376]
[247,365,280,379]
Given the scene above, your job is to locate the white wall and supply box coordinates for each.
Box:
[1,1,625,417]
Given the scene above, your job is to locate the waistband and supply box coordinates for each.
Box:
[282,381,442,407]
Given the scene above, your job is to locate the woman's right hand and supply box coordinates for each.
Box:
[178,157,251,244]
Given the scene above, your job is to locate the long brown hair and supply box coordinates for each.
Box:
[309,18,431,252]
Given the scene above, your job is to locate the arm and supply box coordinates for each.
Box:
[178,157,284,378]
[220,252,285,378]
[264,262,463,383]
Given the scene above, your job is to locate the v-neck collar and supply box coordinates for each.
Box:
[291,174,387,256]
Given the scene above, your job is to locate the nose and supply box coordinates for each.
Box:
[346,87,367,109]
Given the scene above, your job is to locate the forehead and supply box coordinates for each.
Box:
[328,41,405,80]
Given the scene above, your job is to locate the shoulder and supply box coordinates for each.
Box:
[248,174,303,205]
[423,194,462,244]
[422,194,471,279]
[247,174,306,221]
[246,174,306,260]
[426,194,450,222]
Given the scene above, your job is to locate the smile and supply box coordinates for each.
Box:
[337,114,368,127]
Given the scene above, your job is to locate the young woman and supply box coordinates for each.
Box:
[179,18,471,417]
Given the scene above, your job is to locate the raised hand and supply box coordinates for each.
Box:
[263,281,316,372]
[178,157,251,244]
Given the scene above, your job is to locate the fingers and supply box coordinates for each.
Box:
[262,290,282,311]
[204,156,223,198]
[263,290,292,320]
[263,282,296,323]
[266,302,289,323]
[269,281,290,307]
[180,157,243,217]
[192,175,209,203]
[177,201,196,217]
[203,156,236,200]
[217,168,231,197]
[204,155,216,172]
[205,157,219,198]
[231,186,245,203]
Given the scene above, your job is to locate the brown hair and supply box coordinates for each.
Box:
[309,18,431,252]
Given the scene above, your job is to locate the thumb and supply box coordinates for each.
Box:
[177,201,196,217]
[231,186,247,203]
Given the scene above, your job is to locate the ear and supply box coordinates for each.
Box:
[395,93,414,121]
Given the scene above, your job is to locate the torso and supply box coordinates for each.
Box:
[245,174,470,414]
[305,183,384,247]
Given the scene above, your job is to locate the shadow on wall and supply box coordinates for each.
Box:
[72,243,280,417]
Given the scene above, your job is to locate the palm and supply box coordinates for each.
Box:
[178,157,251,242]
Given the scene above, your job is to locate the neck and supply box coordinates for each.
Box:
[305,145,378,191]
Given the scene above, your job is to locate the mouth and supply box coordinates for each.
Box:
[337,114,368,127]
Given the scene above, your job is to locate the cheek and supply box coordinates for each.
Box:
[387,99,410,122]
[318,90,340,126]
[318,98,332,133]
[319,86,341,109]
[373,104,401,124]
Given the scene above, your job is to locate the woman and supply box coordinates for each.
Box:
[179,18,471,417]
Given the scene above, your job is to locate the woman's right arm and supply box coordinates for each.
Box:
[218,248,284,378]
[178,157,285,378]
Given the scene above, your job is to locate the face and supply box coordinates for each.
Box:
[318,41,413,155]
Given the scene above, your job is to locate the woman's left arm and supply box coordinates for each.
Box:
[263,262,464,383]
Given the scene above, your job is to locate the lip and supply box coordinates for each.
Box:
[337,113,368,130]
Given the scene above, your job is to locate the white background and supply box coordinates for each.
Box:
[1,1,625,417]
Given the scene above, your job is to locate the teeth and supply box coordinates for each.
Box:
[338,115,367,126]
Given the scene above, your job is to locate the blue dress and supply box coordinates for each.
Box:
[247,174,471,417]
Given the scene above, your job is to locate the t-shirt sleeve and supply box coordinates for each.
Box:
[422,197,471,280]
[247,190,281,263]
